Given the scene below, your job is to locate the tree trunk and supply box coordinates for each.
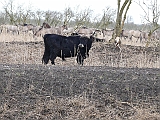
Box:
[111,0,132,43]
[121,0,132,32]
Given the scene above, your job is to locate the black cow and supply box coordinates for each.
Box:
[42,34,94,65]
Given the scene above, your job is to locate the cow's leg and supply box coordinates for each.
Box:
[76,53,84,65]
[42,51,50,64]
[42,46,50,64]
[61,53,66,61]
[81,59,84,66]
[76,53,81,65]
[60,50,66,61]
[50,49,58,65]
[62,56,66,61]
[50,54,56,65]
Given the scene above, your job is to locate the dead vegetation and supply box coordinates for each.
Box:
[0,64,160,120]
[0,34,159,68]
[0,33,160,120]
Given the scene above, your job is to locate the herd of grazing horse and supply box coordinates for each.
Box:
[121,29,160,42]
[0,22,159,65]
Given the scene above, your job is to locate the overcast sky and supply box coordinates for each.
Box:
[0,0,158,24]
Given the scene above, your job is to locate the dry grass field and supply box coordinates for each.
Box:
[0,33,160,120]
[0,33,159,68]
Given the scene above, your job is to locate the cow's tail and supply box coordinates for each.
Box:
[42,34,50,64]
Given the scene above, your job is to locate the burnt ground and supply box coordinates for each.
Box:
[0,64,160,120]
[0,41,160,119]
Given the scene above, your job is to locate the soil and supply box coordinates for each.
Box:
[0,40,160,119]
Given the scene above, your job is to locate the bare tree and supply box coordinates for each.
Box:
[63,7,74,26]
[2,0,17,25]
[44,7,74,27]
[43,10,62,27]
[32,10,44,26]
[92,14,102,28]
[136,0,160,46]
[1,0,33,25]
[74,7,93,29]
[99,7,116,29]
[16,5,33,24]
[0,12,7,24]
[113,0,132,39]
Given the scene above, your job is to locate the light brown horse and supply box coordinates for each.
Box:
[129,30,142,42]
[34,27,58,37]
[42,22,51,28]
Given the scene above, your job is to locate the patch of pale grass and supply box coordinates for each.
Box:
[0,33,159,68]
[121,37,160,47]
[129,108,160,120]
[0,32,43,42]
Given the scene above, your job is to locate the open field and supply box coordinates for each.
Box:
[0,64,160,120]
[0,33,160,119]
[0,36,159,68]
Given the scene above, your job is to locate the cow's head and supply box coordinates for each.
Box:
[77,36,93,62]
[78,43,87,59]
